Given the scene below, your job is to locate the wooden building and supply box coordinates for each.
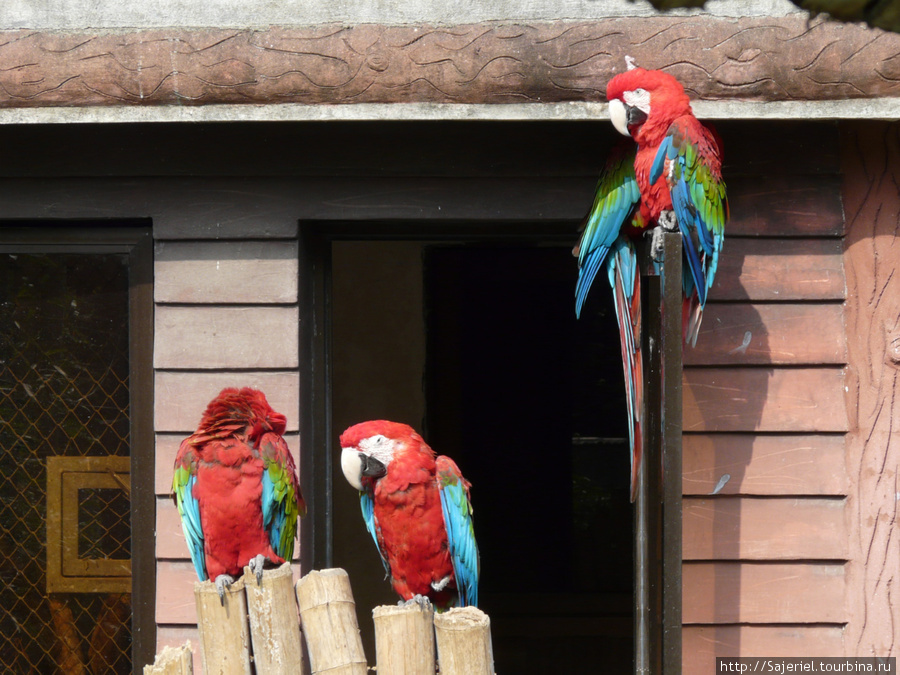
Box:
[0,1,898,672]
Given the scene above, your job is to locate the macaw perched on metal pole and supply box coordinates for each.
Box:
[607,59,729,344]
[340,420,479,611]
[173,387,306,601]
[574,60,728,501]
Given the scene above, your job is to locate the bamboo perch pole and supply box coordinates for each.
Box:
[372,602,436,675]
[295,568,367,675]
[243,562,305,675]
[434,607,494,675]
[143,643,193,675]
[194,576,252,675]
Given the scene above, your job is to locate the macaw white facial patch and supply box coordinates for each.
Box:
[358,434,397,469]
[623,88,651,115]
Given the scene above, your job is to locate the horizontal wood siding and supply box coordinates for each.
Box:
[684,626,843,673]
[154,371,300,433]
[154,306,300,369]
[683,562,846,624]
[711,238,845,302]
[683,434,847,496]
[157,561,204,625]
[682,122,848,672]
[153,215,301,641]
[683,497,847,560]
[155,240,299,304]
[726,175,845,237]
[683,368,848,433]
[685,303,847,366]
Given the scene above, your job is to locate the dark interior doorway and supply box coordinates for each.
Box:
[329,236,633,673]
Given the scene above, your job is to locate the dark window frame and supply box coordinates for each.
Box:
[0,222,155,670]
[298,219,579,573]
[299,220,684,675]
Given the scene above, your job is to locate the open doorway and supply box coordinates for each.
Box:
[329,236,633,673]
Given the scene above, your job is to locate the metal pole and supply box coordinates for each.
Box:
[635,232,683,675]
[659,231,683,675]
[635,241,663,675]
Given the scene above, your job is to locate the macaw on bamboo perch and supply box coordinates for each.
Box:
[574,60,728,501]
[173,387,306,601]
[339,420,479,611]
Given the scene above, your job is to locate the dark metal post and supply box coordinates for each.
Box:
[660,232,684,674]
[635,261,662,675]
[635,232,683,675]
[299,226,333,572]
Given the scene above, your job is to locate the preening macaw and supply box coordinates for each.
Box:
[574,62,728,501]
[339,420,479,611]
[173,387,306,600]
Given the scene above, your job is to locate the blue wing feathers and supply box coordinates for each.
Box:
[575,247,609,318]
[575,142,641,318]
[649,135,673,185]
[361,491,390,575]
[671,178,708,307]
[179,476,207,581]
[436,457,479,608]
[662,119,727,318]
[439,481,479,607]
[262,471,274,527]
[262,470,290,560]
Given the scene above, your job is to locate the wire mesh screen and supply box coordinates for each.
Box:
[78,489,132,562]
[0,252,133,674]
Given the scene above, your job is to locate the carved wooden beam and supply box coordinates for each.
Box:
[0,16,898,108]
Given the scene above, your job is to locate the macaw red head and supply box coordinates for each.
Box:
[606,65,692,146]
[198,387,287,442]
[339,420,428,491]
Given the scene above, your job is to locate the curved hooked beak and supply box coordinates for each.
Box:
[340,448,387,490]
[609,99,648,137]
[360,453,387,479]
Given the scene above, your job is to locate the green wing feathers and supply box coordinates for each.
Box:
[260,434,305,562]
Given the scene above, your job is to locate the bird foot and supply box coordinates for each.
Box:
[658,209,678,232]
[248,554,268,586]
[400,594,433,611]
[214,574,235,605]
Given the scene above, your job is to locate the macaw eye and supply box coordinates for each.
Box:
[623,88,651,114]
[370,434,387,446]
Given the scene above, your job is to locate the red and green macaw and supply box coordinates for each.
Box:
[575,62,728,500]
[339,420,479,611]
[173,387,306,600]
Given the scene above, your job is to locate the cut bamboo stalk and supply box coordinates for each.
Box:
[243,562,304,675]
[434,607,494,675]
[194,576,252,675]
[372,602,436,675]
[143,643,193,675]
[295,568,367,675]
